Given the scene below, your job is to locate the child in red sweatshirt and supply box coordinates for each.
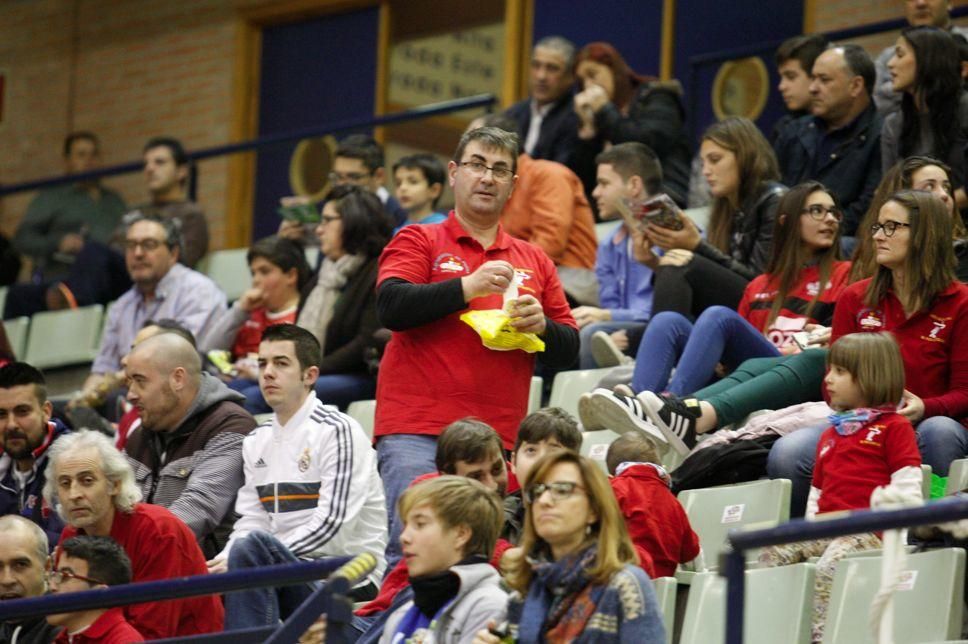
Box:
[607,432,700,577]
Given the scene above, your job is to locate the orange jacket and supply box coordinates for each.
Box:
[500,154,597,270]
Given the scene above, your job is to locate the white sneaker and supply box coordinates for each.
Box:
[591,331,633,368]
[587,388,668,450]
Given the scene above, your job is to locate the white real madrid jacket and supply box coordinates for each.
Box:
[220,391,388,583]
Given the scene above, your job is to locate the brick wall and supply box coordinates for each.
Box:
[2,0,965,249]
[0,0,247,249]
[809,0,968,57]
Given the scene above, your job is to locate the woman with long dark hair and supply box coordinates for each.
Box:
[883,26,968,207]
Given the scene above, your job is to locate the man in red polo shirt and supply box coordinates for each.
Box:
[374,126,579,567]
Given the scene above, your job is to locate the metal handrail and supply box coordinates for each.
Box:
[0,93,497,197]
[0,556,351,621]
[722,496,968,644]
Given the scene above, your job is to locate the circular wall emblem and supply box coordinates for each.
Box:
[711,56,770,122]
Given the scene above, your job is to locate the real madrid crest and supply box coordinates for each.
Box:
[298,448,311,472]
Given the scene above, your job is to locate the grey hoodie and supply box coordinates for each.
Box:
[381,562,508,644]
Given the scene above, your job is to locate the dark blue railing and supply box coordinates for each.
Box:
[722,496,968,644]
[0,552,377,644]
[0,94,497,197]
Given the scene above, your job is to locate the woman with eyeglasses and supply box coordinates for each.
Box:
[586,182,849,453]
[473,451,665,644]
[882,26,968,209]
[850,156,968,284]
[830,189,968,477]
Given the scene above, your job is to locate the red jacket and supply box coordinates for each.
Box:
[58,504,223,639]
[831,279,968,425]
[54,608,143,643]
[610,464,700,578]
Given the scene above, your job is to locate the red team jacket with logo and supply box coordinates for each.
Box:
[737,261,851,348]
[375,213,576,449]
[831,279,968,426]
[813,412,921,514]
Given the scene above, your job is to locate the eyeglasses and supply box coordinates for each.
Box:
[47,569,103,586]
[524,481,585,504]
[328,171,371,184]
[801,204,843,221]
[870,220,911,237]
[124,238,166,252]
[458,161,514,182]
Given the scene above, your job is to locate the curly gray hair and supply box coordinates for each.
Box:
[43,430,142,520]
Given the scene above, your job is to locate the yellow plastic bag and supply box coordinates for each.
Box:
[460,308,545,353]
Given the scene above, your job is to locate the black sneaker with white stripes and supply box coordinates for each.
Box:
[638,391,701,455]
[587,388,667,449]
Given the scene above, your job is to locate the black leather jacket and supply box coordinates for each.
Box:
[695,181,786,281]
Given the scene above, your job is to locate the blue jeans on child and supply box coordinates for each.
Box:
[631,307,780,395]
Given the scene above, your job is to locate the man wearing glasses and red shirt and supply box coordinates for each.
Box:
[373,126,579,568]
[48,536,143,643]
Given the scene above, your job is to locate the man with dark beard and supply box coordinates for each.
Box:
[0,363,71,545]
[121,333,255,557]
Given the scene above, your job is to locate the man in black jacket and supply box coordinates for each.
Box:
[773,45,883,236]
[504,36,580,169]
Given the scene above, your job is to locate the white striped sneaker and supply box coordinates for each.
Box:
[637,391,701,455]
[587,389,668,449]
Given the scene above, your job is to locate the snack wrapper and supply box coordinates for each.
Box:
[460,274,545,353]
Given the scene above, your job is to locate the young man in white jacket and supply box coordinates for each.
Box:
[207,324,387,631]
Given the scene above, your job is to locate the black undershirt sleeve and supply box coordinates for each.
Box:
[377,277,579,367]
[538,317,580,368]
[377,277,467,331]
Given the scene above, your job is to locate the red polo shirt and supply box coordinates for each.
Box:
[831,279,968,425]
[813,413,921,514]
[375,213,576,448]
[54,608,143,643]
[58,504,223,639]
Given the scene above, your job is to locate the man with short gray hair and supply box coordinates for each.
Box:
[504,36,580,167]
[80,213,226,406]
[0,515,59,644]
[121,332,254,556]
[374,126,578,567]
[46,430,223,639]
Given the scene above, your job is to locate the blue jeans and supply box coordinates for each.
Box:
[766,423,828,518]
[376,434,438,572]
[631,307,780,395]
[229,373,376,414]
[917,416,968,476]
[578,320,646,369]
[224,531,319,630]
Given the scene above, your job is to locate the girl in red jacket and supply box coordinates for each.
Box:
[760,332,922,643]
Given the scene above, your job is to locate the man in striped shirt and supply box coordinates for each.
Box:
[207,324,387,631]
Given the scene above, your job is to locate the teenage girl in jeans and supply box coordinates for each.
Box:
[629,182,848,400]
